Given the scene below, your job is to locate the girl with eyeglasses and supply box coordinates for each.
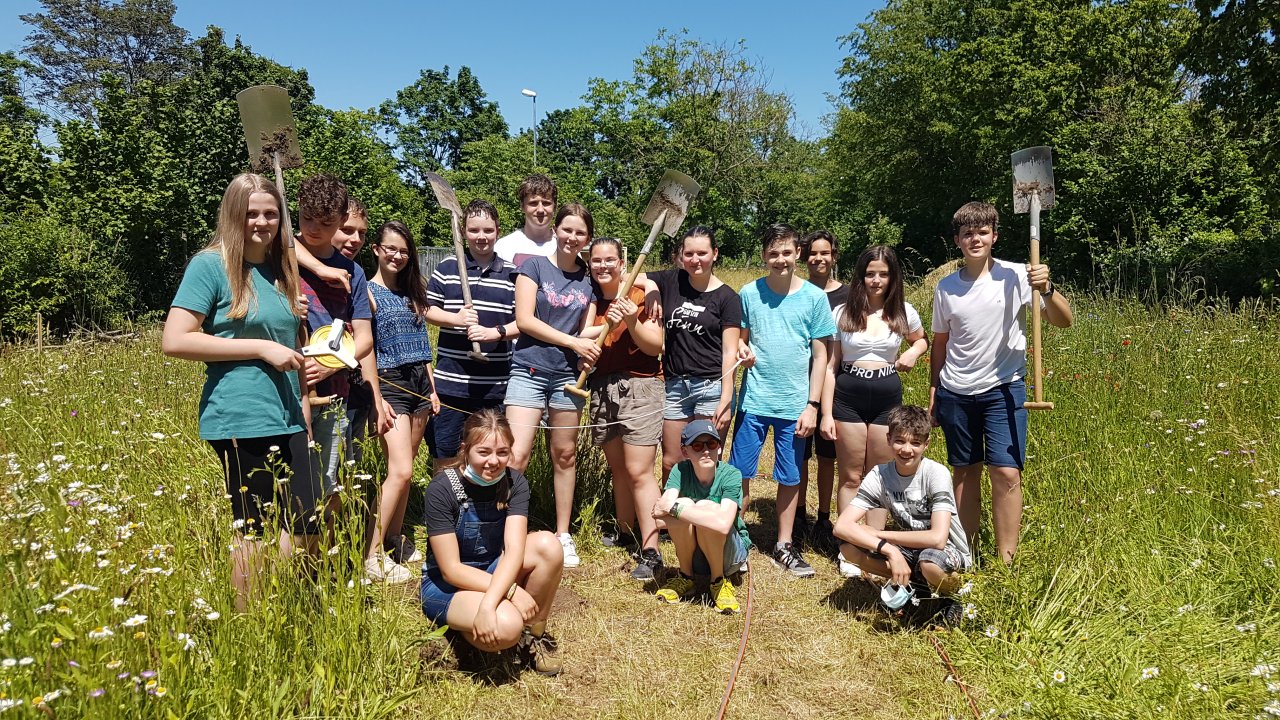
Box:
[366,221,440,583]
[582,237,666,581]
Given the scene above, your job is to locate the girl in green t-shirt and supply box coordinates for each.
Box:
[162,172,321,611]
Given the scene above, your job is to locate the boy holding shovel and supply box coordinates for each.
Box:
[928,201,1073,563]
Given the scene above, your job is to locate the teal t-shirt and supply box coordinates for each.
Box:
[738,279,837,420]
[664,460,752,551]
[170,251,306,440]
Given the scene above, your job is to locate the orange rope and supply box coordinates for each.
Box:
[715,561,754,720]
[926,631,981,720]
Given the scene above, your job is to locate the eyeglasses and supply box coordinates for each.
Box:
[378,246,409,259]
[589,258,620,268]
[689,439,721,453]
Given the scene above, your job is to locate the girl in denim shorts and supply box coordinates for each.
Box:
[646,227,743,483]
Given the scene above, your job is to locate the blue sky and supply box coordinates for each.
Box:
[2,0,881,137]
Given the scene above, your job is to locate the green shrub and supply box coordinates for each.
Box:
[0,214,133,338]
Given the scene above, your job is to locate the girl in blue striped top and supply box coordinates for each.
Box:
[367,221,440,583]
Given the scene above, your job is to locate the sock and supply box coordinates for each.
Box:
[817,511,830,524]
[711,576,723,585]
[776,540,790,551]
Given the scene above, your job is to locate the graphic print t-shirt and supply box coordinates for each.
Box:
[853,457,972,568]
[511,255,597,373]
[649,268,742,379]
[299,252,371,400]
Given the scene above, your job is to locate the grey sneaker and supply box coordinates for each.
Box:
[771,542,815,578]
[630,548,663,581]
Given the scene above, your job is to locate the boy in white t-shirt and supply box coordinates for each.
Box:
[494,174,558,268]
[927,202,1073,563]
[834,406,971,621]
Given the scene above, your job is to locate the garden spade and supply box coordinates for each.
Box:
[1011,146,1056,411]
[564,169,700,398]
[425,171,487,363]
[236,85,339,406]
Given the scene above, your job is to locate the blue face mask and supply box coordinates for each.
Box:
[464,464,501,487]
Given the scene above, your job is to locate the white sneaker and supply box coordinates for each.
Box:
[365,554,413,585]
[558,533,581,569]
[838,557,863,578]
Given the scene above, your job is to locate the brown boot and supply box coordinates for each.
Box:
[516,627,561,676]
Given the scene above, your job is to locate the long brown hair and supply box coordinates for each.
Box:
[839,245,909,336]
[203,173,301,321]
[375,221,429,314]
[437,408,515,510]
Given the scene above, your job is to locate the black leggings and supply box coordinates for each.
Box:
[208,431,322,536]
[832,368,902,425]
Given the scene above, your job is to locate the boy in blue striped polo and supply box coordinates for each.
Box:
[425,199,521,460]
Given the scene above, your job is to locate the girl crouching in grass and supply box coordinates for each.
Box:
[420,409,564,675]
[162,173,320,611]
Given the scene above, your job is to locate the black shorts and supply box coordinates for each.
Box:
[208,431,322,536]
[832,367,902,425]
[804,416,837,460]
[379,362,434,417]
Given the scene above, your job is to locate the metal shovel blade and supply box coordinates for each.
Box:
[1011,146,1055,214]
[236,85,304,172]
[640,170,701,237]
[424,171,463,215]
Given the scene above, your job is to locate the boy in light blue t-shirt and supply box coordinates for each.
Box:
[729,223,836,578]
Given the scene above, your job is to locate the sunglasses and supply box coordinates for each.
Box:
[688,439,721,453]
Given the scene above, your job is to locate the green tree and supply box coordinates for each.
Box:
[828,0,1271,293]
[579,29,797,258]
[20,0,190,118]
[0,52,50,216]
[379,66,508,182]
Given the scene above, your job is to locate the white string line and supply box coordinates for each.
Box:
[377,360,744,430]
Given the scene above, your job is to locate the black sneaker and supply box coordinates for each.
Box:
[770,542,815,578]
[601,529,638,554]
[810,517,836,554]
[630,548,664,581]
[936,599,964,628]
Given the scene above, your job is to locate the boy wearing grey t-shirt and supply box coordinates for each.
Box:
[834,405,971,598]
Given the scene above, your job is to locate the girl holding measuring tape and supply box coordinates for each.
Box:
[162,173,319,610]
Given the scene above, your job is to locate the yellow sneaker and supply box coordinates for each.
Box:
[655,574,695,604]
[711,577,740,614]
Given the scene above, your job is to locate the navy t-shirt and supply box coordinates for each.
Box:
[511,256,597,373]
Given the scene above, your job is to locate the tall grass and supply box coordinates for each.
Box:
[0,280,1276,718]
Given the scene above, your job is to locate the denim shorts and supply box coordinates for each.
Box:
[934,380,1028,469]
[504,365,586,412]
[312,399,351,495]
[664,376,726,420]
[420,555,501,625]
[691,528,750,578]
[728,412,805,487]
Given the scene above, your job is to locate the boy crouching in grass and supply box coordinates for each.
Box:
[834,405,971,622]
[652,420,753,614]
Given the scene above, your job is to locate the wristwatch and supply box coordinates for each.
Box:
[495,323,507,339]
[807,400,820,410]
[875,539,888,555]
[1039,282,1055,298]
[669,500,683,518]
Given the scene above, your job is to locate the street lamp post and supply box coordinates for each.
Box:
[521,88,537,168]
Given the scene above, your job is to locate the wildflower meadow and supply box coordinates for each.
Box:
[0,282,1277,718]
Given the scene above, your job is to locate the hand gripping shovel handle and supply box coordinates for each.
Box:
[449,212,489,363]
[563,210,667,399]
[1025,192,1053,411]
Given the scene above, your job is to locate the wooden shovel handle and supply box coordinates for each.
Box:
[563,250,653,397]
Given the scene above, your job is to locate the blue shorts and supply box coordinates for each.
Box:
[419,555,501,625]
[664,376,726,420]
[692,528,750,577]
[728,413,805,487]
[504,365,586,412]
[934,380,1027,469]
